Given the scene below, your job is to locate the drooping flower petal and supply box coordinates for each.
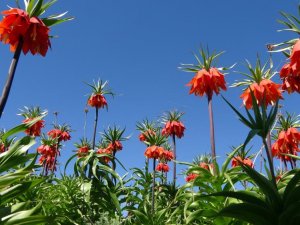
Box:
[187,67,227,98]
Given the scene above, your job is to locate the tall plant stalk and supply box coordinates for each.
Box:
[0,39,23,118]
[151,159,156,214]
[262,138,276,186]
[172,134,177,186]
[92,108,99,150]
[208,95,217,174]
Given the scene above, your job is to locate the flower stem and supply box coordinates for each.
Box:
[172,134,177,187]
[151,159,156,214]
[0,39,23,118]
[207,95,217,173]
[263,138,276,186]
[92,107,99,150]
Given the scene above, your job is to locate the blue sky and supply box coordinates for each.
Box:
[0,0,299,183]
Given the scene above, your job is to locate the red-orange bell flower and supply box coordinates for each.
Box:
[185,173,199,182]
[77,146,89,158]
[0,8,51,56]
[0,8,29,49]
[240,79,283,109]
[162,121,185,139]
[187,67,227,98]
[280,40,300,93]
[144,145,164,159]
[156,163,169,172]
[97,148,112,163]
[87,94,108,108]
[231,156,254,168]
[23,118,44,137]
[22,17,51,56]
[272,127,300,162]
[48,129,71,142]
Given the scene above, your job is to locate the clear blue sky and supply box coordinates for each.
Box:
[0,0,299,182]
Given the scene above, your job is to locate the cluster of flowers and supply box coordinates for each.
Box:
[272,127,300,162]
[96,141,123,163]
[144,145,174,172]
[0,8,50,56]
[280,40,300,93]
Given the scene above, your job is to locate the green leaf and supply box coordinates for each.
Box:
[219,203,276,225]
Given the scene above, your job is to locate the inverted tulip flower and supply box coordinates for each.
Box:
[48,124,71,142]
[0,0,72,118]
[19,106,47,137]
[161,110,185,186]
[271,113,300,170]
[156,163,169,172]
[86,79,114,149]
[37,135,61,176]
[100,126,128,169]
[181,47,228,169]
[279,39,300,93]
[231,156,254,168]
[74,138,92,158]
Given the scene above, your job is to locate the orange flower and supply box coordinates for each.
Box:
[97,148,112,163]
[48,129,71,142]
[0,143,5,153]
[0,8,50,56]
[77,146,89,158]
[240,79,283,109]
[187,67,227,98]
[22,17,51,56]
[0,8,30,49]
[37,144,57,173]
[280,40,300,93]
[144,145,164,159]
[199,162,211,170]
[231,156,254,168]
[107,141,123,152]
[87,94,107,108]
[162,121,185,139]
[156,163,169,172]
[139,129,156,142]
[160,150,174,162]
[290,39,300,72]
[272,127,300,162]
[23,118,45,136]
[186,173,199,182]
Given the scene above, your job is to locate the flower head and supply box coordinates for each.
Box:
[144,145,164,159]
[240,79,283,109]
[279,40,300,94]
[0,8,29,49]
[186,173,199,182]
[187,67,227,98]
[87,80,113,109]
[97,148,112,163]
[156,163,169,172]
[19,106,47,137]
[0,1,72,56]
[231,156,254,168]
[181,48,227,99]
[48,124,71,142]
[74,138,91,158]
[161,110,185,138]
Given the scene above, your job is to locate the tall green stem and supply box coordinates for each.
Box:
[92,107,99,150]
[207,95,217,174]
[0,39,23,118]
[151,159,156,214]
[263,138,276,186]
[172,134,176,187]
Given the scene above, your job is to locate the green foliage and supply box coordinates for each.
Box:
[0,124,50,224]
